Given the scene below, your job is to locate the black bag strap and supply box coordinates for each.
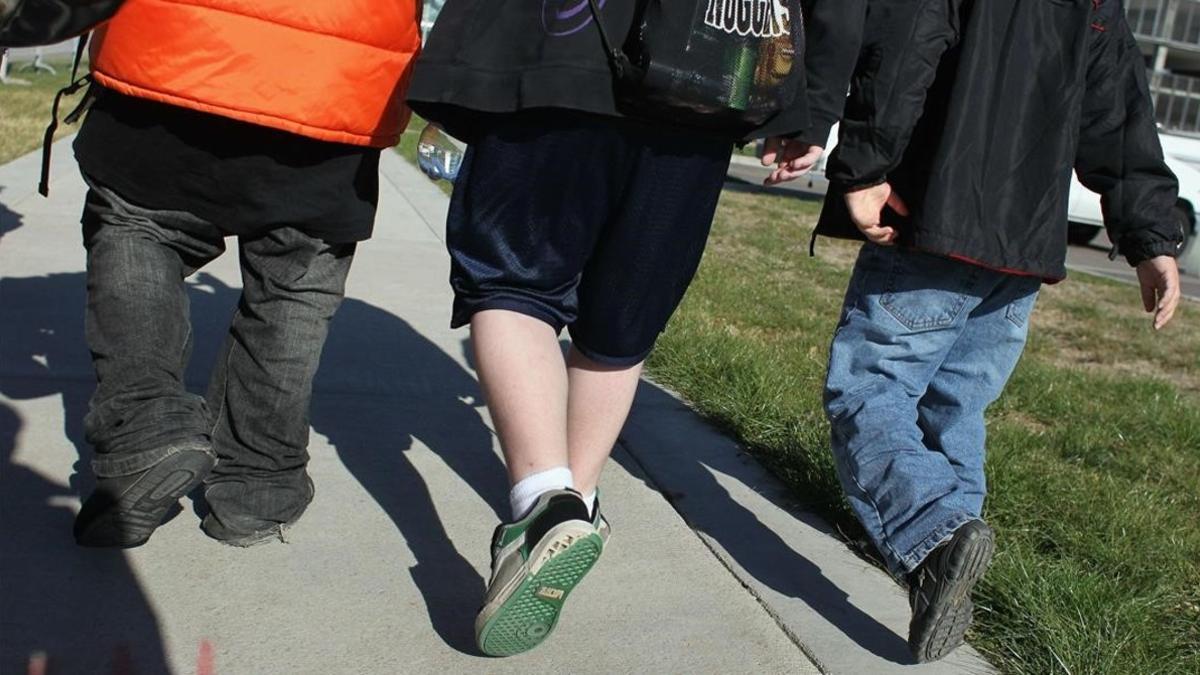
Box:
[585,0,640,81]
[68,29,87,80]
[39,32,92,196]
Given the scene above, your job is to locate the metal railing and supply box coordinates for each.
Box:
[1149,70,1200,134]
[1124,2,1200,133]
[1128,0,1200,49]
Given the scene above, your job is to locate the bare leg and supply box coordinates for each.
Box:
[470,310,570,485]
[566,346,643,497]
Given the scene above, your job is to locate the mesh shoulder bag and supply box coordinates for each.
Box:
[586,0,805,137]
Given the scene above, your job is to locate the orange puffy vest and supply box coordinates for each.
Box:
[89,0,421,148]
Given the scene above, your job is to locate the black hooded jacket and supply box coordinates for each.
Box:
[816,0,1182,280]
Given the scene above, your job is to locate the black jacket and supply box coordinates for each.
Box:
[816,0,1182,279]
[407,0,814,142]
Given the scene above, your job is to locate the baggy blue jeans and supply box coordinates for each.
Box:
[823,244,1041,577]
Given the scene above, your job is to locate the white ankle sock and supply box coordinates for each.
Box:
[582,490,597,517]
[509,466,574,520]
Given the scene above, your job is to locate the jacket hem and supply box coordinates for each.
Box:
[910,232,1066,282]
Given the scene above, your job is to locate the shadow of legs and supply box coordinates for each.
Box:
[1,398,173,672]
[313,300,510,654]
[612,383,914,664]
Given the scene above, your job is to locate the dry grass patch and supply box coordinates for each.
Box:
[1030,273,1200,395]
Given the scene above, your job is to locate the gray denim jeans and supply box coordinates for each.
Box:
[81,176,355,538]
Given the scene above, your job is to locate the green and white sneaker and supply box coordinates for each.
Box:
[475,488,603,657]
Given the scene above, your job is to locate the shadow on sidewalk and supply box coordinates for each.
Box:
[457,337,910,663]
[613,382,915,665]
[0,187,23,242]
[0,272,173,674]
[0,271,238,499]
[185,272,507,655]
[0,270,508,665]
[312,297,508,656]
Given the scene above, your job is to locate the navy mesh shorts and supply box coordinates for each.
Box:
[446,110,733,366]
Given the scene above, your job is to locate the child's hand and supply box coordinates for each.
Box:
[1136,255,1181,330]
[845,182,908,245]
[761,138,823,185]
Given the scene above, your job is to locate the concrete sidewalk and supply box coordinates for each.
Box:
[0,141,993,674]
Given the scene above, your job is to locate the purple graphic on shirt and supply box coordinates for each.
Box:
[542,0,607,37]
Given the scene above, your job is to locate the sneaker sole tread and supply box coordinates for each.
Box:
[478,531,603,657]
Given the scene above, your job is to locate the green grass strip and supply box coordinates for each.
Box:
[648,191,1200,674]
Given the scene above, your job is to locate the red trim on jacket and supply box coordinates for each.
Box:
[944,252,1061,284]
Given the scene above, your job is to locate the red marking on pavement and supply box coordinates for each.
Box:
[27,639,217,675]
[197,640,215,675]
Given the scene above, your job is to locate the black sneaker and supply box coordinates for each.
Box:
[74,441,217,548]
[908,519,995,663]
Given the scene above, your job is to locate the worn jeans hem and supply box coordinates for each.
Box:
[897,512,976,575]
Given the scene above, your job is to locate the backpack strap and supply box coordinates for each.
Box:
[585,0,640,82]
[39,33,93,196]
